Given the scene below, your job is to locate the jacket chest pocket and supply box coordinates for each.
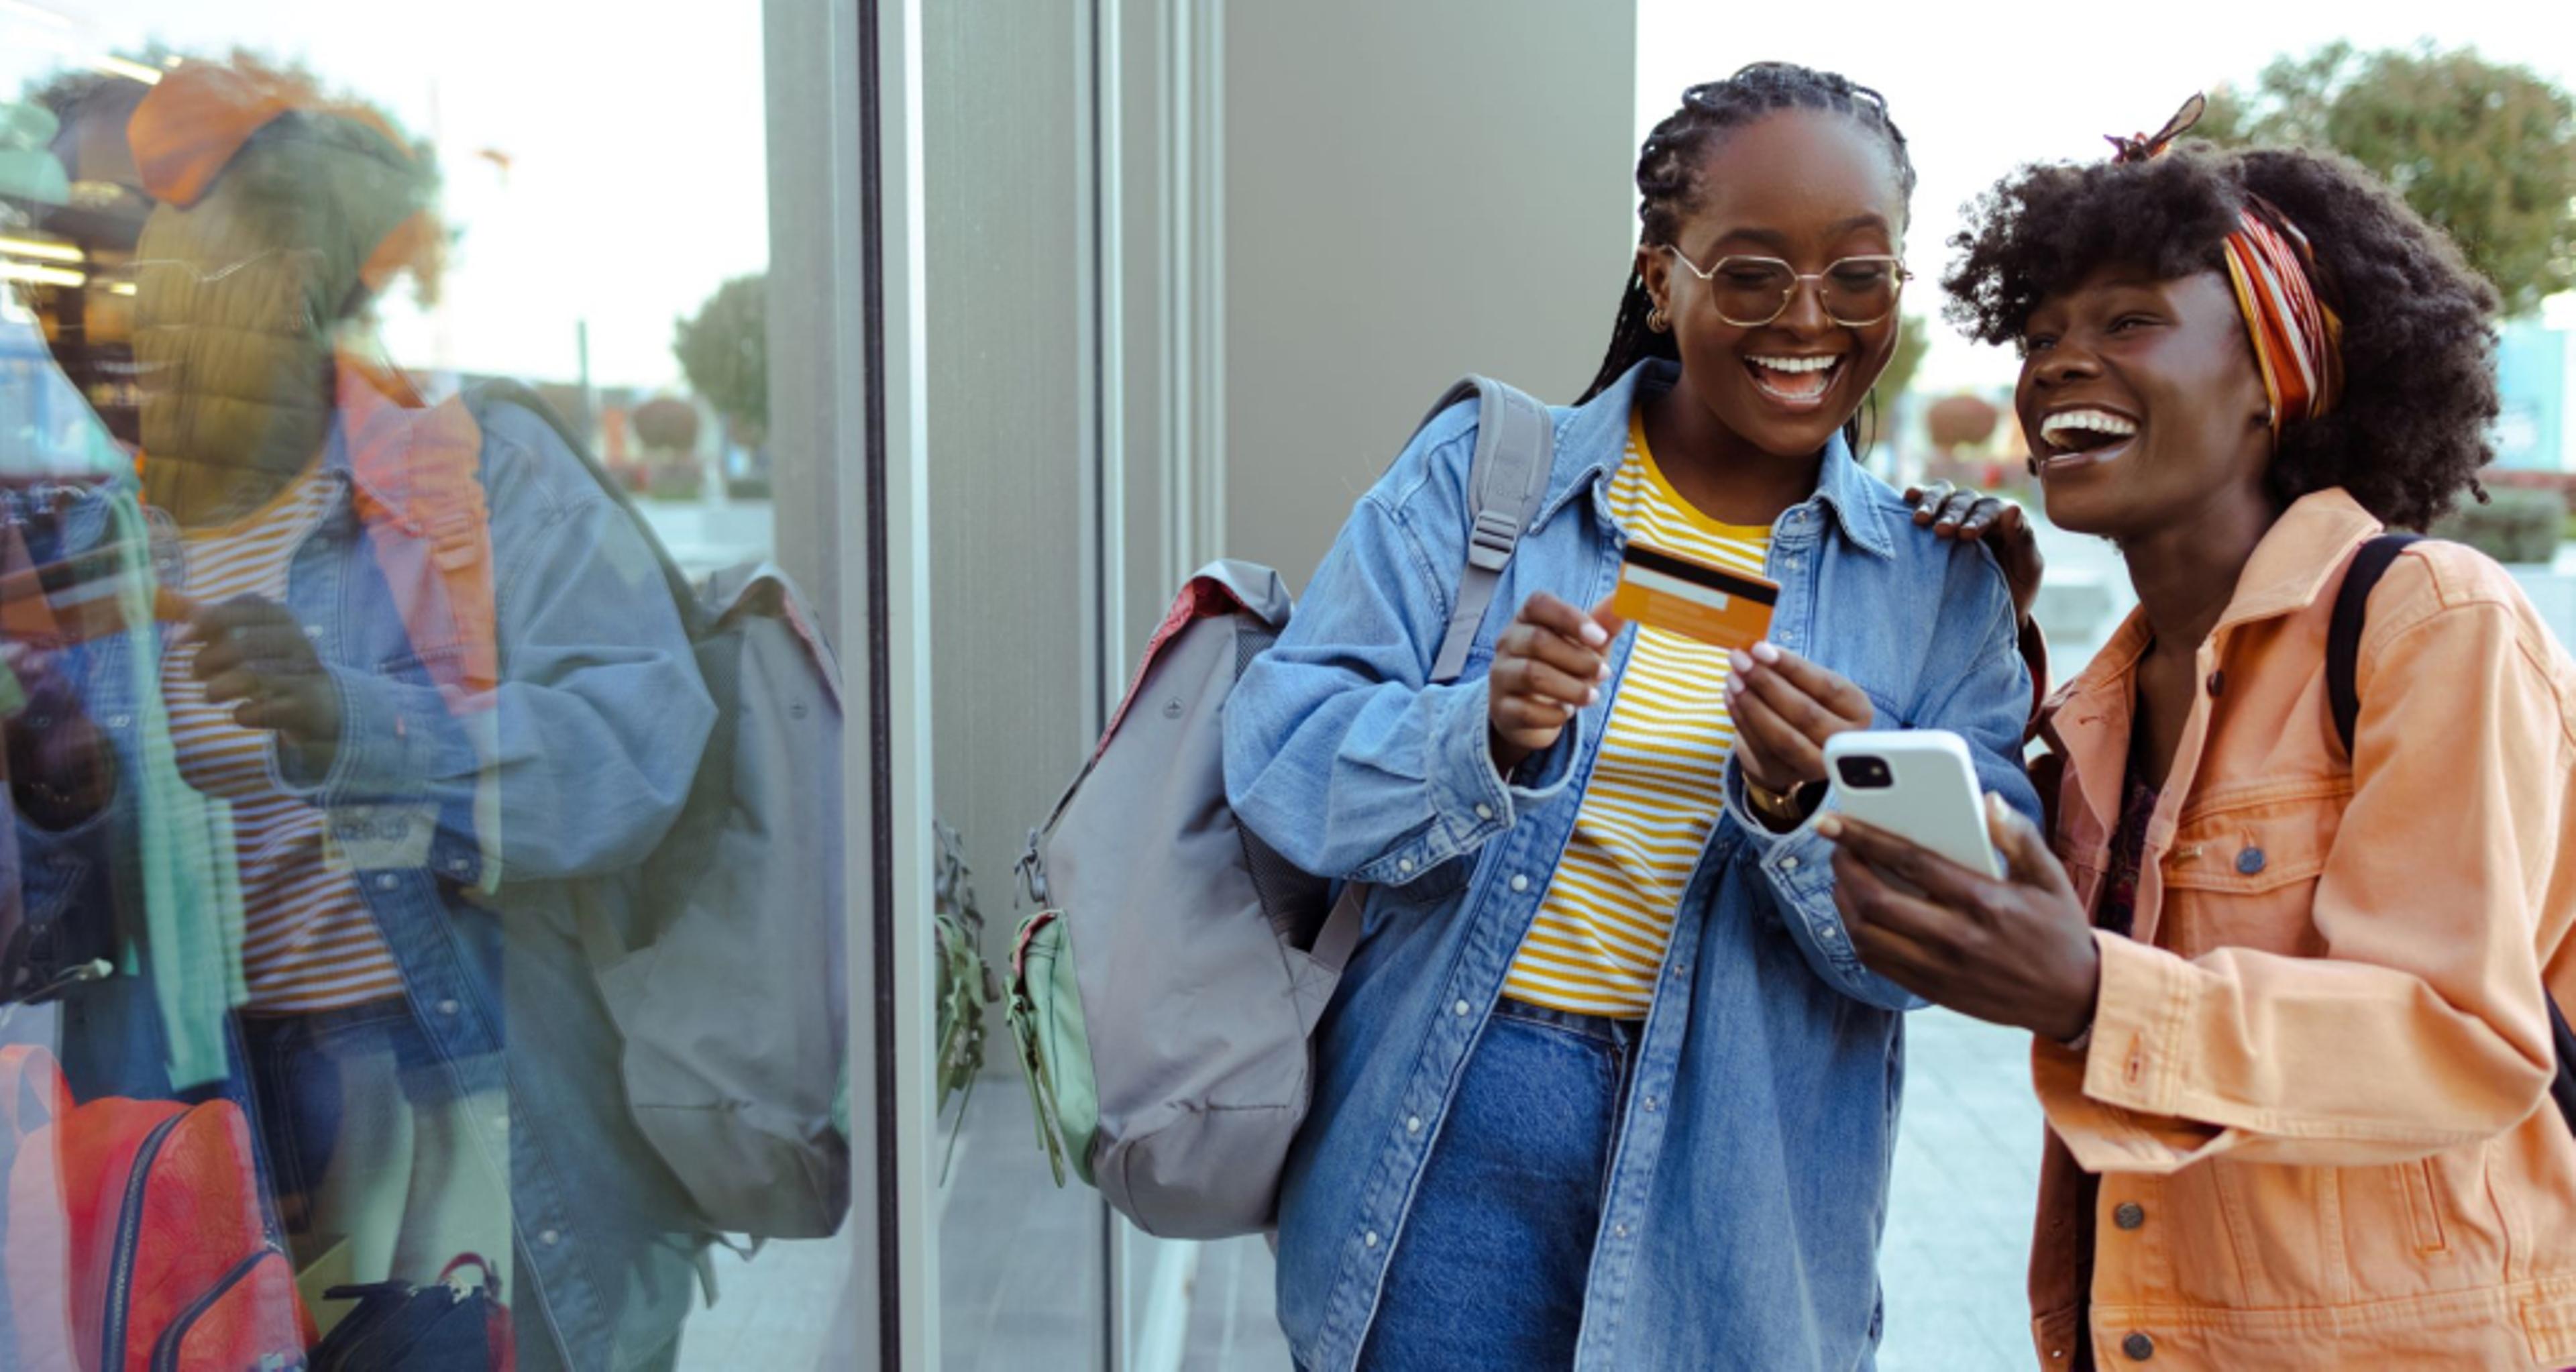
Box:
[2157,786,2347,958]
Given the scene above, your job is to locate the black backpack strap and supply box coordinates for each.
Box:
[2552,999,2576,1140]
[2325,531,2576,1135]
[2325,533,2420,755]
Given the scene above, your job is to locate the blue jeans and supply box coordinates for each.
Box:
[1358,998,1636,1370]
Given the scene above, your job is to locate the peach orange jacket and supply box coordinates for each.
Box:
[2028,489,2576,1370]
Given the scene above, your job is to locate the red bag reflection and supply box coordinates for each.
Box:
[1,1045,313,1370]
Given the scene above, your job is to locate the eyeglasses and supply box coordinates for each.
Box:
[1663,248,1911,329]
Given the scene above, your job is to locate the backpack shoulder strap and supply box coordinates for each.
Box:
[1304,380,1551,965]
[2326,533,2421,755]
[1416,376,1555,684]
[2323,531,2576,1136]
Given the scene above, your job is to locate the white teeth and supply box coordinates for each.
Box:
[2041,409,2139,439]
[1750,355,1839,374]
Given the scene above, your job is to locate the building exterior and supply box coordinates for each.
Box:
[0,3,1637,1367]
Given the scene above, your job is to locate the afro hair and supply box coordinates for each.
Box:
[1943,142,2500,529]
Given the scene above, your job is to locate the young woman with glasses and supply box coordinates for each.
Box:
[1822,103,2576,1369]
[1224,62,2043,1369]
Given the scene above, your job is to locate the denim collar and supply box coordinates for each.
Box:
[1543,359,1893,560]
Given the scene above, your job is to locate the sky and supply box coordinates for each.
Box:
[1,0,770,391]
[1636,0,2576,394]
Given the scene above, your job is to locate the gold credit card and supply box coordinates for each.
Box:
[1609,541,1778,651]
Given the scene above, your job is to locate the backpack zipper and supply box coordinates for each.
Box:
[99,1112,186,1371]
[148,1246,281,1372]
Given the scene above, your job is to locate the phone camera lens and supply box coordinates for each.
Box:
[1835,756,1893,790]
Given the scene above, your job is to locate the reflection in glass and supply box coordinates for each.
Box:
[1,31,843,1371]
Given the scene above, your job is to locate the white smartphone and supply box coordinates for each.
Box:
[1821,729,2002,880]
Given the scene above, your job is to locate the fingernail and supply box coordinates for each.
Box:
[1585,688,1599,706]
[1580,623,1608,647]
[1815,815,1843,839]
[1596,662,1613,681]
[1751,642,1780,664]
[1729,649,1754,674]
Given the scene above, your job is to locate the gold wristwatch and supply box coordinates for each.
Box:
[1744,776,1822,831]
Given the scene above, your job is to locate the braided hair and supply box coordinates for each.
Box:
[1581,63,1918,454]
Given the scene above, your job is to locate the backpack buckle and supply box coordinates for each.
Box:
[1014,827,1049,905]
[1468,509,1521,571]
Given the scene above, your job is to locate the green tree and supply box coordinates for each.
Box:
[1870,311,1929,408]
[674,272,769,448]
[2200,42,2576,316]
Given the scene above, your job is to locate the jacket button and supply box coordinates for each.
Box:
[1397,858,1415,874]
[2114,1202,2145,1230]
[2206,670,2224,696]
[1510,874,1529,892]
[2235,847,2265,876]
[2123,1332,2155,1361]
[1363,1230,1379,1249]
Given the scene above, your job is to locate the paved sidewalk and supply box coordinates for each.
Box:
[1182,1007,2048,1371]
[1878,1008,2047,1371]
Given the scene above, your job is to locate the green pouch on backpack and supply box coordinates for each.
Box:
[1006,909,1098,1188]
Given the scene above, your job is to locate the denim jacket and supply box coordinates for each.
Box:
[1224,361,2039,1370]
[15,397,715,1371]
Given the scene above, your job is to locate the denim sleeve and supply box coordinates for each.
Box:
[282,422,716,884]
[1224,465,1576,887]
[1722,548,2040,1012]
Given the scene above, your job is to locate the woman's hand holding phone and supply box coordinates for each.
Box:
[1487,592,1624,776]
[1820,795,2100,1043]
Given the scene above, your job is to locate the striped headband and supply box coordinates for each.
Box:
[2108,95,2345,435]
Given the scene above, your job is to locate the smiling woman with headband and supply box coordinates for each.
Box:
[1816,99,2576,1369]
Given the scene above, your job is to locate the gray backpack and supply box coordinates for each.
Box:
[470,385,849,1241]
[1007,376,1552,1238]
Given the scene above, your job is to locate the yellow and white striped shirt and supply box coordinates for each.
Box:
[166,473,408,1014]
[1499,409,1768,1019]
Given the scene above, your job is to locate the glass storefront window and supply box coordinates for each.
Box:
[0,6,855,1369]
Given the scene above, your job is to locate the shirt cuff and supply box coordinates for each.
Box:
[2029,932,2230,1175]
[2079,929,2194,1117]
[1351,677,1583,887]
[272,666,479,804]
[1438,674,1580,822]
[268,667,494,888]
